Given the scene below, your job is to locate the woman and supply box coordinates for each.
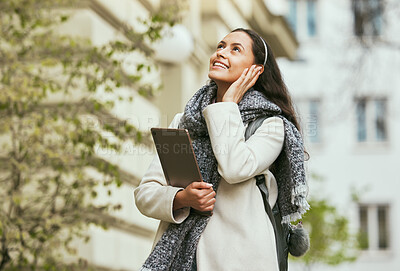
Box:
[134,28,309,271]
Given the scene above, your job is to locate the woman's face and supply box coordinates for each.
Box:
[208,31,255,85]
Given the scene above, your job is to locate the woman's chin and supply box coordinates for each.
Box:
[208,76,222,86]
[208,73,228,84]
[208,71,218,80]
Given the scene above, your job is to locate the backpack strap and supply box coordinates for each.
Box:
[245,116,289,271]
[244,116,270,141]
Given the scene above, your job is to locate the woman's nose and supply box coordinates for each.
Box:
[216,49,227,58]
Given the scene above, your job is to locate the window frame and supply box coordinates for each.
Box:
[352,0,384,37]
[357,203,391,252]
[286,0,319,39]
[354,97,389,145]
[306,0,317,37]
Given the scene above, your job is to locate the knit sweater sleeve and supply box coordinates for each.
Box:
[202,102,284,184]
[134,113,191,224]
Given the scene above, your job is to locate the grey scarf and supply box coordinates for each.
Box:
[141,82,309,271]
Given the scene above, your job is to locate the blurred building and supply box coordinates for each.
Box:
[60,0,400,270]
[272,0,400,270]
[59,0,298,270]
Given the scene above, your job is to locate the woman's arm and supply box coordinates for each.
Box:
[134,154,191,223]
[134,113,216,223]
[134,113,191,224]
[203,102,284,184]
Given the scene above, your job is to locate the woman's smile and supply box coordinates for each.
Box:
[211,60,229,70]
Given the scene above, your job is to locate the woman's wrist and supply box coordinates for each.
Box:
[221,92,239,103]
[221,97,236,103]
[173,190,188,210]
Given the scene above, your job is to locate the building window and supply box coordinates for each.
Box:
[286,0,318,38]
[287,0,297,34]
[356,98,367,142]
[359,205,369,249]
[358,204,390,251]
[352,0,384,37]
[375,99,387,141]
[307,0,317,37]
[355,97,387,142]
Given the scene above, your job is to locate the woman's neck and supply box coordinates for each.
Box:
[215,82,230,102]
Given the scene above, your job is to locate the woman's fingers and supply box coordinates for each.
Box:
[197,195,216,211]
[195,187,215,201]
[201,197,216,211]
[233,67,249,88]
[184,182,216,211]
[202,188,216,201]
[242,65,261,88]
[197,189,216,210]
[239,65,254,85]
[247,67,261,88]
[234,65,261,94]
[222,65,262,103]
[191,181,213,190]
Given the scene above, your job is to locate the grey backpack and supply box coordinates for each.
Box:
[245,116,310,271]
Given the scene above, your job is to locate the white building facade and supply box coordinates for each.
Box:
[53,0,400,270]
[58,0,298,270]
[272,0,400,270]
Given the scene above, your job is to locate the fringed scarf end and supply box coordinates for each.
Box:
[282,197,310,224]
[282,213,302,224]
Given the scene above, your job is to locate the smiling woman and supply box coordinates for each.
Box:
[134,28,309,271]
[208,31,257,95]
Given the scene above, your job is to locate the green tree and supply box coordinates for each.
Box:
[0,0,185,270]
[288,174,359,270]
[295,198,359,271]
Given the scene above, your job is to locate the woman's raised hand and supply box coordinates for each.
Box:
[222,65,263,103]
[173,182,216,212]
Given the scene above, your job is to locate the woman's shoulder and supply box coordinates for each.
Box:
[261,116,284,126]
[246,115,284,128]
[252,116,284,138]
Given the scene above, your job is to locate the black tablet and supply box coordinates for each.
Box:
[150,128,203,188]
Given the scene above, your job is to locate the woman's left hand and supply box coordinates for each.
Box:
[222,65,263,103]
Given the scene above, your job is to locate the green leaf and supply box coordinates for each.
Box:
[137,64,144,71]
[91,191,97,198]
[60,15,69,22]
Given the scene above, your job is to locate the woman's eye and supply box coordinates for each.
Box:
[217,44,224,49]
[233,47,241,52]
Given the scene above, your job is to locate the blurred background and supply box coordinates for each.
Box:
[0,0,399,270]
